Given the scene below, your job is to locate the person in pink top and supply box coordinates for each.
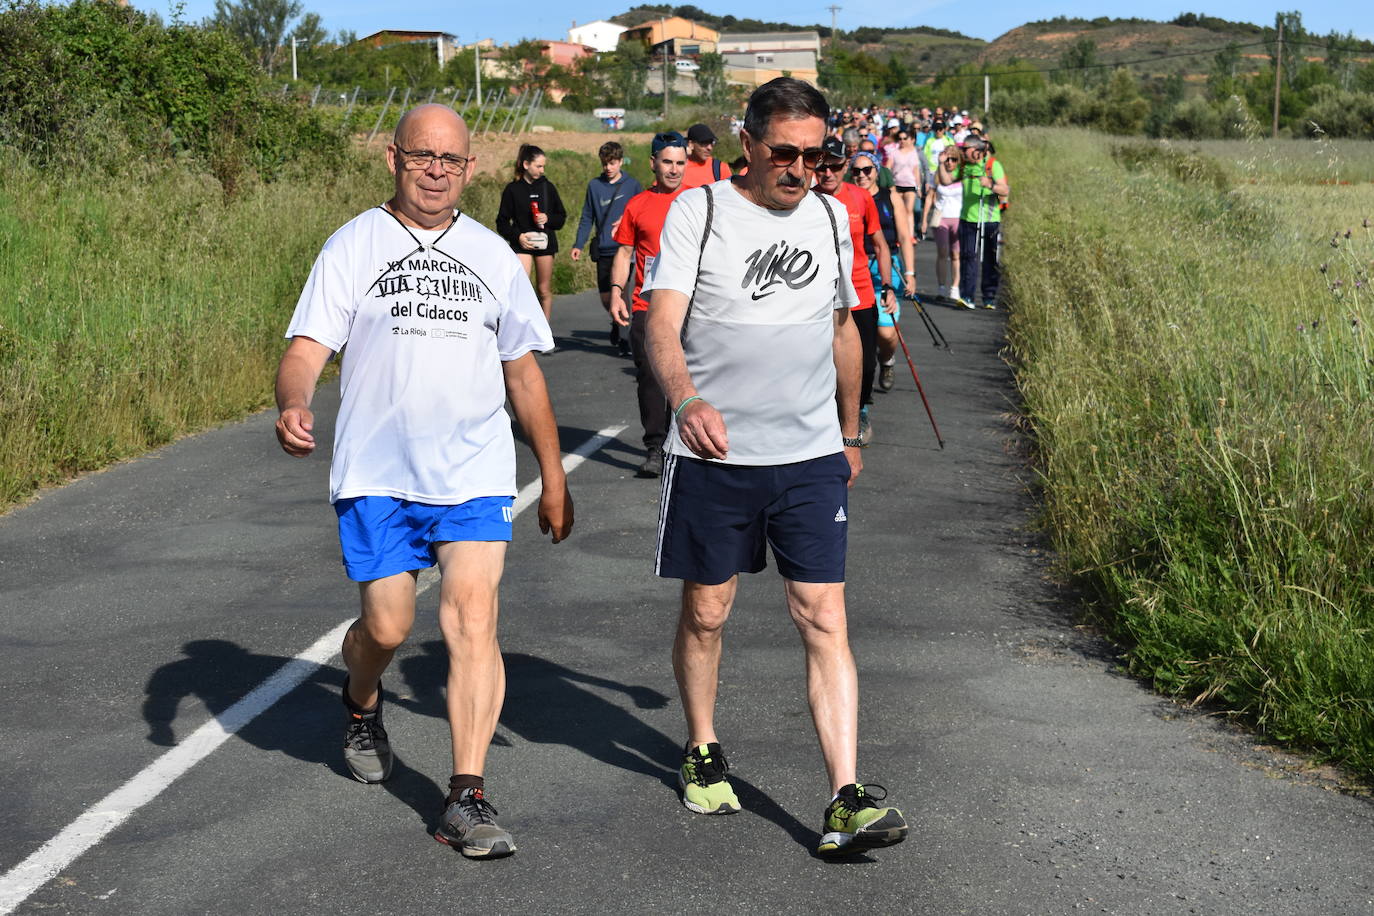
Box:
[886,129,922,247]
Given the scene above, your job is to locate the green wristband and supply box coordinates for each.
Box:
[674,395,702,419]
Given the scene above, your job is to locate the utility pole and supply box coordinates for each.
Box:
[827,5,841,53]
[1271,18,1283,138]
[291,38,298,81]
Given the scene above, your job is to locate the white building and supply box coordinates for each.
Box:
[568,19,626,53]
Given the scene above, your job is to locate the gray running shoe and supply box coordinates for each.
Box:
[878,363,895,392]
[435,788,516,859]
[342,678,393,784]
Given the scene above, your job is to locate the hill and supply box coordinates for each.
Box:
[979,16,1270,79]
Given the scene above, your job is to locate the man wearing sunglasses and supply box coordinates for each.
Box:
[644,77,908,859]
[274,104,572,860]
[682,123,733,190]
[607,132,689,478]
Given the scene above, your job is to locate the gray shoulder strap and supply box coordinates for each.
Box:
[818,192,843,286]
[682,185,714,339]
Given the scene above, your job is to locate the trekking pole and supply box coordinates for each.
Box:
[892,320,945,449]
[908,293,950,351]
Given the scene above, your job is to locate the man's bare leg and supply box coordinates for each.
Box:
[434,540,508,777]
[672,577,738,745]
[344,570,419,709]
[783,579,858,793]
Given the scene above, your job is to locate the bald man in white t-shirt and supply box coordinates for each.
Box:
[274,104,571,861]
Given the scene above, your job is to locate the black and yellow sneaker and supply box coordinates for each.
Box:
[678,742,741,814]
[816,783,908,856]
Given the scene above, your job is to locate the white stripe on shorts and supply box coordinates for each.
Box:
[654,453,680,576]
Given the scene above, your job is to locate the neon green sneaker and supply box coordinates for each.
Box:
[678,742,741,815]
[816,783,908,856]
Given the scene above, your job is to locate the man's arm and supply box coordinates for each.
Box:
[646,288,728,460]
[833,308,863,487]
[274,336,333,457]
[608,244,634,327]
[502,353,573,542]
[570,182,596,260]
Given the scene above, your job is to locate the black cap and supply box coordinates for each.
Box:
[822,136,846,161]
[686,123,716,144]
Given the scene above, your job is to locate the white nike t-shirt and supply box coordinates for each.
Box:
[286,207,553,504]
[643,181,859,465]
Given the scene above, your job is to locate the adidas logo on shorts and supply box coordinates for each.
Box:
[834,507,847,522]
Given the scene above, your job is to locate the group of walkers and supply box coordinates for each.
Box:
[274,78,1011,865]
[832,103,1009,312]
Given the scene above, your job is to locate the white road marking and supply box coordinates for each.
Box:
[0,424,627,914]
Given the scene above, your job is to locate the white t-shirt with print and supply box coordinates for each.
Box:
[286,206,553,504]
[643,181,859,466]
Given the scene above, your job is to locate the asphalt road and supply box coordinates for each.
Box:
[2,241,1373,915]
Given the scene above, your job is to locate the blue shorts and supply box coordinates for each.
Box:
[335,495,514,582]
[655,453,850,585]
[868,251,905,328]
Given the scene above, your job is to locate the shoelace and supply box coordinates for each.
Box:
[455,791,499,826]
[834,783,888,813]
[344,712,387,752]
[688,749,730,786]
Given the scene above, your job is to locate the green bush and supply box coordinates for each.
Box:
[0,0,342,189]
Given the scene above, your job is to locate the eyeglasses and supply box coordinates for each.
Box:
[853,165,875,176]
[814,161,846,174]
[395,145,469,174]
[756,139,826,169]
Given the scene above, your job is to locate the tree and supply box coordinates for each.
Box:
[1100,68,1149,134]
[289,11,325,50]
[1208,41,1241,100]
[696,51,726,104]
[209,0,305,75]
[610,40,647,108]
[1055,37,1098,87]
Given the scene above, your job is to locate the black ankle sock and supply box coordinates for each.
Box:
[446,774,484,805]
[342,678,381,714]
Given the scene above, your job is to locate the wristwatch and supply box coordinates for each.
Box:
[842,436,863,448]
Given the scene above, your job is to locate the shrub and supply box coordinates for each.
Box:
[0,0,342,188]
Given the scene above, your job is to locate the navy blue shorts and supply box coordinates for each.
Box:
[655,453,850,585]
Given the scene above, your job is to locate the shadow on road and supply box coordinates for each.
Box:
[141,640,820,852]
[512,424,641,472]
[141,639,444,833]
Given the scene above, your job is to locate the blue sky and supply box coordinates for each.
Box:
[137,1,1367,45]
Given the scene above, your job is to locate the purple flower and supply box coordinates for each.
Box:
[1345,229,1354,239]
[1298,323,1307,331]
[1320,263,1329,273]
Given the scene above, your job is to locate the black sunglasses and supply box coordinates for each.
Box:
[756,139,826,169]
[853,165,875,176]
[814,160,846,173]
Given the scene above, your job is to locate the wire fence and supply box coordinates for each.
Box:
[275,84,545,138]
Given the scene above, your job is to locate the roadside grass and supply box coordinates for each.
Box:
[1001,127,1374,777]
[0,141,611,511]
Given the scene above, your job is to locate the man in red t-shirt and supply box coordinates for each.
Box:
[680,123,733,190]
[610,131,688,477]
[814,136,894,446]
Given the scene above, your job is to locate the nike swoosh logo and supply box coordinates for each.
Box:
[750,290,776,300]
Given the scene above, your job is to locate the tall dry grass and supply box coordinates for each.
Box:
[1002,128,1374,776]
